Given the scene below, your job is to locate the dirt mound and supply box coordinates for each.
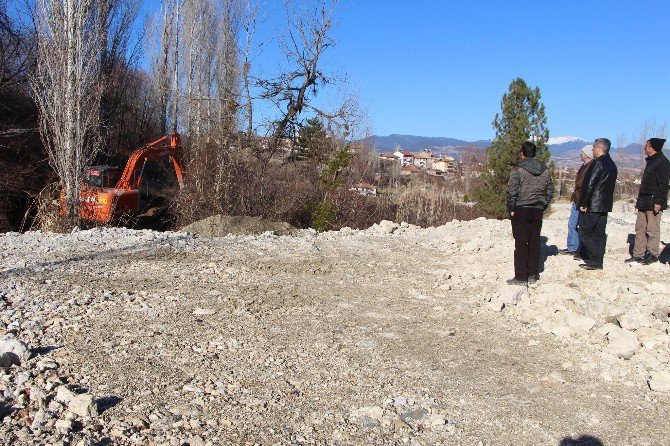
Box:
[181,214,297,237]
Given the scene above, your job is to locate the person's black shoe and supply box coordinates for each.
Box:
[624,256,644,264]
[573,253,583,260]
[579,263,603,270]
[558,249,577,255]
[528,274,540,284]
[506,278,528,286]
[642,255,659,265]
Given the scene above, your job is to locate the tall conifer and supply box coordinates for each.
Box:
[475,78,551,218]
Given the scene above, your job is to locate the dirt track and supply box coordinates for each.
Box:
[1,203,669,445]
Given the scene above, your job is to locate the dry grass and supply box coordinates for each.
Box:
[22,182,71,233]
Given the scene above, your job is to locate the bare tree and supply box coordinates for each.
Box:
[0,0,33,96]
[147,0,181,135]
[98,0,141,153]
[240,0,267,140]
[258,0,340,161]
[31,0,104,219]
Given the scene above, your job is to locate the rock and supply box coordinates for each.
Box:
[487,286,527,311]
[564,311,597,333]
[605,329,640,359]
[193,308,216,316]
[619,307,654,331]
[55,419,73,433]
[652,306,670,322]
[376,220,399,234]
[0,334,29,367]
[0,352,14,369]
[55,386,76,404]
[69,394,98,418]
[486,299,505,312]
[428,413,447,427]
[648,371,670,392]
[351,406,384,422]
[541,371,566,385]
[400,408,429,424]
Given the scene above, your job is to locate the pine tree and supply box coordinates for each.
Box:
[475,78,551,218]
[291,117,327,161]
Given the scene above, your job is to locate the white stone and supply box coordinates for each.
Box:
[619,307,654,331]
[0,335,29,367]
[564,311,597,333]
[605,329,640,359]
[68,394,97,418]
[351,406,384,421]
[55,419,73,433]
[376,220,398,234]
[193,308,216,316]
[487,286,527,311]
[648,371,670,392]
[55,386,77,404]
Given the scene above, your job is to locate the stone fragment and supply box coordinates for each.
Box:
[487,286,527,311]
[0,334,29,367]
[193,308,216,316]
[55,386,77,404]
[376,220,399,234]
[351,406,384,421]
[69,394,98,418]
[400,408,429,424]
[619,307,653,331]
[605,329,640,359]
[652,306,670,322]
[55,419,73,433]
[565,311,597,333]
[428,413,447,427]
[648,372,670,393]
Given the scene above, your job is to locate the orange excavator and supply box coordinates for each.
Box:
[62,133,185,224]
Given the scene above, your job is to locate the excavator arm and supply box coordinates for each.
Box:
[115,133,185,190]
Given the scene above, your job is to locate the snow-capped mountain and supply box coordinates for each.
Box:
[547,136,587,145]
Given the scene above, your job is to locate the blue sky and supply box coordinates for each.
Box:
[145,0,670,141]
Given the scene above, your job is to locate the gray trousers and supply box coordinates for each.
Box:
[633,210,663,258]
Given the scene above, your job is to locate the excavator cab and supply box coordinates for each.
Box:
[84,166,122,189]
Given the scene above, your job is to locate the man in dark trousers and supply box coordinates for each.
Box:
[577,138,618,270]
[626,138,670,265]
[506,141,554,285]
[559,146,593,255]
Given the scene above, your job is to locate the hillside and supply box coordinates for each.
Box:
[1,203,669,445]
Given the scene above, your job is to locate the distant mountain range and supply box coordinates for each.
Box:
[362,134,646,169]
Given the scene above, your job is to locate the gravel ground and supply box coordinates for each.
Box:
[1,202,669,445]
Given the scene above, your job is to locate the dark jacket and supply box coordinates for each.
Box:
[578,153,618,213]
[571,160,593,204]
[506,158,554,214]
[635,151,670,211]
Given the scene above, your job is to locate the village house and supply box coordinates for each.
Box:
[350,182,377,196]
[433,156,458,174]
[393,150,415,166]
[379,153,397,162]
[413,150,433,169]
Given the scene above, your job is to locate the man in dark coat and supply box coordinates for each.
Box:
[626,138,670,264]
[505,141,555,285]
[559,146,593,254]
[577,138,618,270]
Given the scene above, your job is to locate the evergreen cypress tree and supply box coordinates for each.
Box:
[475,78,551,218]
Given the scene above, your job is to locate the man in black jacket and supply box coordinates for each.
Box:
[626,138,670,265]
[505,141,554,285]
[577,138,618,270]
